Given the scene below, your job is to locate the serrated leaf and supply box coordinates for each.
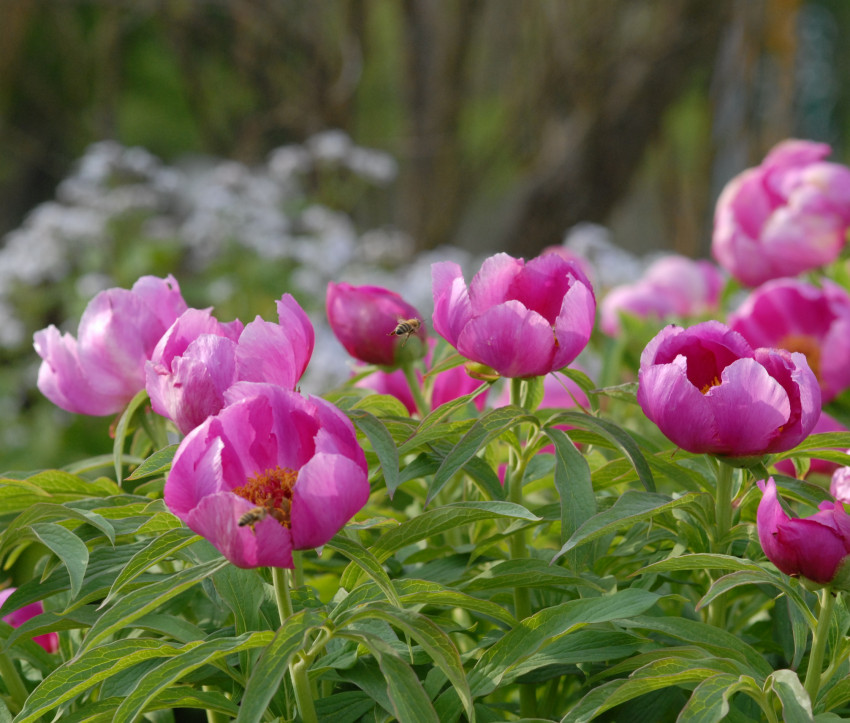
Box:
[369,501,540,564]
[348,409,400,496]
[124,445,178,481]
[545,428,595,549]
[427,405,538,504]
[553,491,704,562]
[235,610,321,723]
[78,558,230,654]
[29,523,89,599]
[326,534,400,607]
[545,411,656,492]
[113,632,274,723]
[102,527,201,606]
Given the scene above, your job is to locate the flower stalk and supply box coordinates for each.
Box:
[804,587,837,705]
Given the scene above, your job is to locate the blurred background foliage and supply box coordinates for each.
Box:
[1,0,850,471]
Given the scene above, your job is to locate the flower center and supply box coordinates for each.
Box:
[778,334,821,380]
[700,375,722,394]
[232,466,297,529]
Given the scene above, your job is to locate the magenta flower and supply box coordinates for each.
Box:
[326,283,425,366]
[356,339,488,415]
[164,383,368,568]
[34,275,188,416]
[0,588,59,652]
[146,295,314,435]
[712,139,850,287]
[432,253,595,378]
[757,477,850,585]
[601,256,723,337]
[637,321,820,457]
[729,278,850,403]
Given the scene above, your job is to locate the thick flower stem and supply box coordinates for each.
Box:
[272,563,319,723]
[509,378,536,719]
[0,652,28,713]
[804,588,837,705]
[272,566,293,623]
[401,362,428,416]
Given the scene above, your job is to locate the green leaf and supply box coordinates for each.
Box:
[0,502,115,559]
[461,559,590,593]
[340,631,441,723]
[676,673,747,723]
[545,411,656,492]
[29,523,89,599]
[235,610,322,723]
[102,527,201,606]
[0,472,119,512]
[767,669,813,723]
[560,659,735,723]
[326,534,401,607]
[124,445,178,481]
[622,616,773,680]
[369,501,540,564]
[78,557,230,654]
[12,638,190,723]
[427,405,538,504]
[113,632,274,723]
[113,388,150,486]
[59,688,239,723]
[553,491,704,562]
[347,408,400,495]
[544,428,595,549]
[340,604,474,722]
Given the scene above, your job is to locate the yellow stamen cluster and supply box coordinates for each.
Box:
[232,466,297,529]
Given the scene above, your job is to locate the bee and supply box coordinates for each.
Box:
[237,506,269,530]
[388,318,422,348]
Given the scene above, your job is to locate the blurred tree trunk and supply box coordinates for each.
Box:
[497,1,733,257]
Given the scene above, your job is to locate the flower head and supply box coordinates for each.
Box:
[712,139,850,286]
[146,295,314,435]
[164,383,368,568]
[0,588,59,652]
[757,477,850,586]
[729,278,850,403]
[432,252,595,378]
[326,282,425,366]
[637,321,820,457]
[34,275,188,415]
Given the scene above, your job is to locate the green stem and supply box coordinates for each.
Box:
[713,460,734,552]
[804,587,837,705]
[203,687,229,723]
[290,655,319,723]
[0,652,28,713]
[508,378,536,719]
[401,362,429,417]
[272,566,293,623]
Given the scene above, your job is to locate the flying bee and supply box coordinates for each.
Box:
[237,506,269,530]
[388,318,422,348]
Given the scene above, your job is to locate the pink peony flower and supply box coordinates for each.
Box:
[831,463,850,504]
[0,588,59,652]
[637,321,820,457]
[34,275,188,415]
[712,139,850,287]
[600,255,723,337]
[326,283,425,366]
[432,253,595,378]
[757,477,850,585]
[728,278,850,403]
[164,383,368,569]
[146,295,313,435]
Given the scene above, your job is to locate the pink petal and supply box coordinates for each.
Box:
[467,253,524,314]
[431,262,472,346]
